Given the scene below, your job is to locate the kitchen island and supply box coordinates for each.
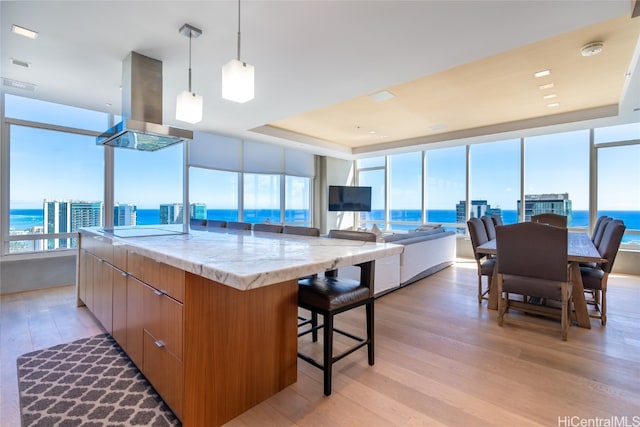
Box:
[77,226,403,426]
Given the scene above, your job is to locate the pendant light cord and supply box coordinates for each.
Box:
[236,0,242,62]
[188,32,193,93]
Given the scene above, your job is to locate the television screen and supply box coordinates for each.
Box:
[328,185,372,212]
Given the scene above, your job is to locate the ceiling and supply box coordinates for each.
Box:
[2,1,640,159]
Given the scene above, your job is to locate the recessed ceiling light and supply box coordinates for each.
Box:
[539,83,555,90]
[581,41,604,57]
[3,77,37,91]
[368,131,377,134]
[534,70,551,78]
[11,58,31,68]
[369,90,395,102]
[11,24,38,39]
[547,102,560,108]
[543,93,557,100]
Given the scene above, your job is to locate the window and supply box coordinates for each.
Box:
[426,146,466,229]
[388,152,423,230]
[597,140,640,247]
[470,139,520,224]
[114,144,183,225]
[189,168,239,222]
[285,176,311,225]
[357,159,385,230]
[524,130,589,228]
[243,173,281,224]
[9,125,103,253]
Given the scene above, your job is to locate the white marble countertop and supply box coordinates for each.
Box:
[80,226,404,291]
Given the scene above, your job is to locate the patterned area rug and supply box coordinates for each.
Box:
[16,334,180,427]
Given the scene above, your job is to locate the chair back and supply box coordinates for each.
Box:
[597,220,626,273]
[189,218,207,230]
[531,213,567,228]
[492,215,504,226]
[592,216,612,247]
[283,225,320,236]
[227,221,252,230]
[328,229,377,242]
[206,220,227,230]
[467,217,489,260]
[496,222,568,282]
[481,215,496,240]
[253,223,284,233]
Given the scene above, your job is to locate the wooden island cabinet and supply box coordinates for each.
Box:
[77,227,403,426]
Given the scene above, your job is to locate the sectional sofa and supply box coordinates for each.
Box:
[338,227,457,296]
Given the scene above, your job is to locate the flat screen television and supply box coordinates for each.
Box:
[328,185,372,212]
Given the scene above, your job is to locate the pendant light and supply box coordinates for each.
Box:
[222,0,254,103]
[176,23,203,124]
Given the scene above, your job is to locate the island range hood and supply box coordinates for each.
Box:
[97,51,193,151]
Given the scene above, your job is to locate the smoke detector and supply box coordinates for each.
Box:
[581,42,604,57]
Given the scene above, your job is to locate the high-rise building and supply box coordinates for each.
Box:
[43,200,103,249]
[160,203,184,224]
[518,193,572,223]
[190,203,207,220]
[456,200,502,223]
[114,203,137,226]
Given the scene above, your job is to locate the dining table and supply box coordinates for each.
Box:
[476,232,606,329]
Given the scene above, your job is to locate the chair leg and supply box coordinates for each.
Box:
[601,289,607,326]
[311,311,318,342]
[561,286,569,341]
[366,301,374,366]
[478,274,483,304]
[323,313,334,396]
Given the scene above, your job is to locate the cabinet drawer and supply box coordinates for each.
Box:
[142,282,183,361]
[143,330,184,420]
[127,252,185,303]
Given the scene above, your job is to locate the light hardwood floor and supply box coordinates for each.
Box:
[2,261,639,426]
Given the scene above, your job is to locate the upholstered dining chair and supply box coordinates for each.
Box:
[206,220,227,230]
[481,215,497,240]
[495,222,572,340]
[491,215,504,227]
[282,225,320,237]
[592,216,612,247]
[189,218,207,230]
[580,219,625,325]
[227,221,252,230]
[253,223,284,233]
[467,217,496,304]
[297,229,377,396]
[531,212,567,228]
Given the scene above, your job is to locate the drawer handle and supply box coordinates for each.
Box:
[154,289,165,296]
[154,340,165,348]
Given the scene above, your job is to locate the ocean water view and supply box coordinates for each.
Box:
[9,208,640,245]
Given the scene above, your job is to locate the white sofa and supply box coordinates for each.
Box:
[339,228,456,296]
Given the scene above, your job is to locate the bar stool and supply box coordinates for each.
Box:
[297,229,376,395]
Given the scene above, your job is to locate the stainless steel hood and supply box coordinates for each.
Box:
[97,52,193,151]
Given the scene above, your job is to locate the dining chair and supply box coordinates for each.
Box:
[495,222,572,340]
[227,221,252,230]
[531,212,567,228]
[491,215,504,227]
[206,220,227,230]
[481,215,497,240]
[592,216,612,247]
[253,223,284,233]
[189,218,207,230]
[467,217,495,304]
[297,229,376,396]
[580,219,626,325]
[282,225,320,237]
